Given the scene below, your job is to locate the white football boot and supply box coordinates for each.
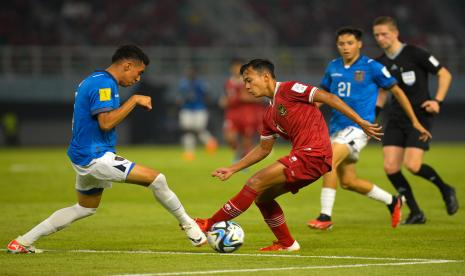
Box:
[180,219,207,247]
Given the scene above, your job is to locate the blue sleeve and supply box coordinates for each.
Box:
[89,79,116,116]
[371,60,397,90]
[320,64,332,91]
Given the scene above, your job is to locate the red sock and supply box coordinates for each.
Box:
[209,185,258,225]
[256,200,294,247]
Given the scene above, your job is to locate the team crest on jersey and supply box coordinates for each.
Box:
[354,70,365,81]
[277,104,287,116]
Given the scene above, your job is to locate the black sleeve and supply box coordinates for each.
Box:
[412,45,442,75]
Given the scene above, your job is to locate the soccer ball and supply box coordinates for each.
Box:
[207,221,244,253]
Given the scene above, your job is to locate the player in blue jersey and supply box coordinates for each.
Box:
[7,45,206,254]
[307,27,431,230]
[176,66,217,161]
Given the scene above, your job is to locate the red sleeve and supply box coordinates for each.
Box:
[260,107,278,140]
[282,81,319,104]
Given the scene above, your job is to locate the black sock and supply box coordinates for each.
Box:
[387,171,421,214]
[414,164,450,194]
[317,214,331,221]
[387,195,396,213]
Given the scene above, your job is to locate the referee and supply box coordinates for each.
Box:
[372,16,458,224]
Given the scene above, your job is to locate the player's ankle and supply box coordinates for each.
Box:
[317,213,331,221]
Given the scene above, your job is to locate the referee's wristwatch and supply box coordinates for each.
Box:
[433,99,443,106]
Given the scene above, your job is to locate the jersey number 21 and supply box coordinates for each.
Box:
[337,82,351,97]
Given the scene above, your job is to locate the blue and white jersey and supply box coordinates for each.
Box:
[67,71,120,166]
[321,55,396,135]
[178,78,208,110]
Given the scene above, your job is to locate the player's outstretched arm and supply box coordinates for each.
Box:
[314,89,383,141]
[389,85,432,142]
[98,95,152,131]
[212,138,275,181]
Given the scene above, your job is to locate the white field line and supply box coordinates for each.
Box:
[3,248,461,263]
[113,260,462,276]
[2,248,461,275]
[62,249,457,262]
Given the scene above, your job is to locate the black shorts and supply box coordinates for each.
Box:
[382,110,433,150]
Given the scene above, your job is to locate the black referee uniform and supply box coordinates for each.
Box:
[377,44,437,150]
[376,44,458,223]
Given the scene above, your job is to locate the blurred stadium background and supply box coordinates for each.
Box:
[1,0,465,146]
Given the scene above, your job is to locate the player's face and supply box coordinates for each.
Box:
[120,61,146,87]
[242,68,268,98]
[336,34,361,61]
[373,24,398,50]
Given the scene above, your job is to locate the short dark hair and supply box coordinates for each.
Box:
[112,45,150,65]
[336,26,363,41]
[373,16,398,30]
[240,59,276,79]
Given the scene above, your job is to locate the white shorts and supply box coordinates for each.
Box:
[331,126,368,161]
[71,152,135,193]
[179,109,208,131]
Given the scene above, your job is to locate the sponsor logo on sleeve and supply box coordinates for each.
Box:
[429,56,439,67]
[291,83,308,93]
[99,88,112,101]
[382,67,392,78]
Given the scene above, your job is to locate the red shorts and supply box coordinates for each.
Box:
[278,150,332,194]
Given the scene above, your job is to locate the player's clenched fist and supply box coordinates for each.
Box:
[134,95,152,110]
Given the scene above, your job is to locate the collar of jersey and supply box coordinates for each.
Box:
[271,82,281,106]
[94,70,118,85]
[341,55,363,69]
[386,44,406,60]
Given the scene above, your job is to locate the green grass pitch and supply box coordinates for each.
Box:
[0,144,464,275]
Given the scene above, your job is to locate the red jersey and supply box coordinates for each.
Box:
[261,81,332,158]
[224,77,245,110]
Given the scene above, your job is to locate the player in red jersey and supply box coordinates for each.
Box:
[195,59,382,251]
[220,58,266,160]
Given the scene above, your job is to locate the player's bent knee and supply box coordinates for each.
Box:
[150,173,168,191]
[340,182,351,190]
[340,180,355,190]
[246,176,263,192]
[404,163,421,174]
[384,163,400,174]
[76,203,97,217]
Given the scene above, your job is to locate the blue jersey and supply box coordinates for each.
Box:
[178,78,207,110]
[321,55,396,135]
[67,71,120,166]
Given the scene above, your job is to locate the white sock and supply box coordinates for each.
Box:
[18,204,96,246]
[320,188,336,217]
[198,130,212,145]
[366,185,393,205]
[149,173,192,225]
[182,133,196,152]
